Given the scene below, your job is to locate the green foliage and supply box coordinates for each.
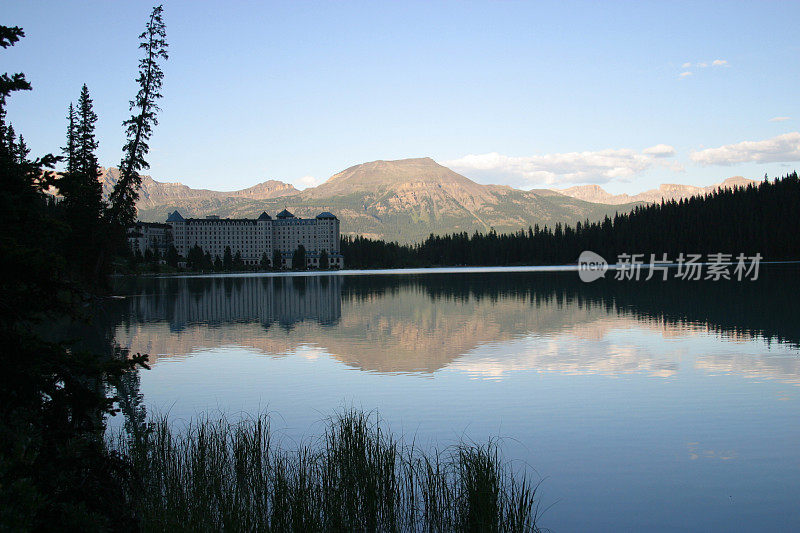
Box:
[112,409,541,532]
[273,248,282,270]
[319,249,329,270]
[260,251,270,269]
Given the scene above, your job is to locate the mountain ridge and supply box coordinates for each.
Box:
[88,159,756,243]
[556,176,756,205]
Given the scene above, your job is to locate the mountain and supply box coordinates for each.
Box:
[98,167,299,209]
[126,158,639,243]
[93,158,756,244]
[557,176,756,205]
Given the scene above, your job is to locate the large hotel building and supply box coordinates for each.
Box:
[129,209,343,269]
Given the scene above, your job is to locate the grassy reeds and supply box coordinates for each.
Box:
[111,409,541,532]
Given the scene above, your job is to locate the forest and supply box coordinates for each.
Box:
[341,173,800,269]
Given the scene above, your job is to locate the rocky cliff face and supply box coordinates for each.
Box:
[557,176,756,205]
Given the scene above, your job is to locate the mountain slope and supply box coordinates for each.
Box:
[131,157,638,243]
[99,167,299,209]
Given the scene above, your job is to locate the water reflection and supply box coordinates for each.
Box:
[107,268,800,532]
[110,267,800,383]
[114,276,341,330]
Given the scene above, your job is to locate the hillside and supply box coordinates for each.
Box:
[98,167,299,209]
[127,158,640,243]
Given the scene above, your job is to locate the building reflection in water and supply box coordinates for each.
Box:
[118,276,342,331]
[110,267,800,383]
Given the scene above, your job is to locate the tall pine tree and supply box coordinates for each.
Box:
[108,4,168,228]
[76,84,100,195]
[62,102,77,175]
[57,85,104,281]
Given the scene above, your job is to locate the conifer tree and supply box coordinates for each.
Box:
[108,4,168,227]
[62,102,77,175]
[223,245,233,270]
[76,85,100,188]
[293,245,307,270]
[57,85,104,280]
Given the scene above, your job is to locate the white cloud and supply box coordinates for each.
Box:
[642,144,677,158]
[444,145,678,187]
[690,132,800,166]
[679,59,728,77]
[294,175,322,189]
[661,160,686,173]
[769,116,790,122]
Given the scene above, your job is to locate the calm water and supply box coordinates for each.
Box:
[107,267,800,532]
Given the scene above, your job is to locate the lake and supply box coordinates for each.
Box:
[107,266,800,532]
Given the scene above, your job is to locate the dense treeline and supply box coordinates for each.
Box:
[1,8,166,529]
[128,243,332,272]
[342,174,800,268]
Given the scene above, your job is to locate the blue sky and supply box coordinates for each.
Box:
[4,1,800,193]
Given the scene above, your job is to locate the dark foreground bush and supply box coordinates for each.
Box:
[112,410,541,532]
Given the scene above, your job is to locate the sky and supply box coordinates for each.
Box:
[4,1,800,194]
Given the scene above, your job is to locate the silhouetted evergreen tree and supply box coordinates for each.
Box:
[0,24,145,530]
[293,245,306,270]
[108,4,168,228]
[166,244,179,267]
[187,244,204,269]
[272,249,282,270]
[223,246,233,270]
[319,249,329,270]
[260,251,270,269]
[57,85,105,281]
[61,102,77,174]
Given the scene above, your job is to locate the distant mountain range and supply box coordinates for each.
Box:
[93,158,754,243]
[556,176,755,205]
